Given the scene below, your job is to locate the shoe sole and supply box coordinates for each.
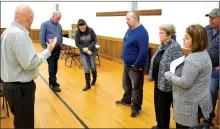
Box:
[131,112,140,117]
[49,85,61,92]
[115,102,131,106]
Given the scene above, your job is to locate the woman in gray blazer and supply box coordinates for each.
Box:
[148,24,183,129]
[165,24,212,128]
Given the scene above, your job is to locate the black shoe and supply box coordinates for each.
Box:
[151,126,159,129]
[83,86,91,91]
[115,100,131,106]
[91,71,97,86]
[55,83,60,87]
[49,83,61,92]
[53,87,61,92]
[203,118,212,128]
[91,79,96,86]
[131,109,140,117]
[83,73,91,91]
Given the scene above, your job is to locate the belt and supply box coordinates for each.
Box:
[3,80,34,84]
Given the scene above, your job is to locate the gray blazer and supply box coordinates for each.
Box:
[165,50,212,127]
[148,39,183,92]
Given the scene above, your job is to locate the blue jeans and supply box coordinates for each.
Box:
[210,68,219,118]
[80,51,97,73]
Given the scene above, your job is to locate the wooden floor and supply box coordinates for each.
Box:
[0,43,218,128]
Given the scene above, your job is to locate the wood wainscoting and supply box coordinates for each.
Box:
[29,29,40,42]
[96,35,124,64]
[0,28,187,66]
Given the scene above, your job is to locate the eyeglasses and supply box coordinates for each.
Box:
[159,32,166,35]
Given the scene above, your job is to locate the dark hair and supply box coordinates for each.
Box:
[171,34,176,41]
[186,24,209,53]
[77,19,88,33]
[77,19,86,26]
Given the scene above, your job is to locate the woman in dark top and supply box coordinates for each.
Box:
[75,19,98,91]
[148,24,183,129]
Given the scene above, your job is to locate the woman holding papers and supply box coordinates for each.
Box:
[75,19,98,91]
[164,24,212,128]
[148,24,183,129]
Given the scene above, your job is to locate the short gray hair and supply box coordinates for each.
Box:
[128,11,140,22]
[52,11,61,17]
[159,24,176,40]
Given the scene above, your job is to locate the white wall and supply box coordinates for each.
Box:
[1,2,55,29]
[1,2,218,45]
[59,2,218,45]
[138,2,219,46]
[59,2,130,38]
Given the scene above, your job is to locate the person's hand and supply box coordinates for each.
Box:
[131,65,143,71]
[215,66,220,70]
[164,71,173,81]
[46,37,57,53]
[87,50,92,55]
[82,47,89,53]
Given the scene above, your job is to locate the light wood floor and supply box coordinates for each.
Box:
[1,43,218,128]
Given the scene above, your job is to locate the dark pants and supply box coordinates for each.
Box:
[154,84,172,128]
[2,80,36,129]
[121,66,144,111]
[176,123,190,129]
[47,45,61,86]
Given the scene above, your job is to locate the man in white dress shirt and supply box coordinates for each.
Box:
[1,5,57,128]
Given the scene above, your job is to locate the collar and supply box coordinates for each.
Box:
[11,21,29,35]
[207,25,219,33]
[160,39,173,49]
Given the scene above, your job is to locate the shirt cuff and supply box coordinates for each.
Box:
[40,49,51,61]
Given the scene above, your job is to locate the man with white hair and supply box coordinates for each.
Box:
[40,11,63,92]
[1,5,57,128]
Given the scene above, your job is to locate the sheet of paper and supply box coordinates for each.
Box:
[170,56,185,74]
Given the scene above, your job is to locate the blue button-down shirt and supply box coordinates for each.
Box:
[205,25,219,68]
[39,19,63,49]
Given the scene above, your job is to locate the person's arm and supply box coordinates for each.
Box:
[60,25,63,44]
[165,59,199,89]
[87,28,97,50]
[208,48,219,67]
[206,25,219,67]
[39,22,47,49]
[133,35,149,67]
[14,33,51,70]
[75,31,84,51]
[215,65,220,70]
[171,43,183,60]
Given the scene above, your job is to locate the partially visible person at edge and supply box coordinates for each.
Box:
[205,8,220,126]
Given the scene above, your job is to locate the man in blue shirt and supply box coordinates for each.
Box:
[115,11,149,117]
[205,8,219,124]
[40,12,63,92]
